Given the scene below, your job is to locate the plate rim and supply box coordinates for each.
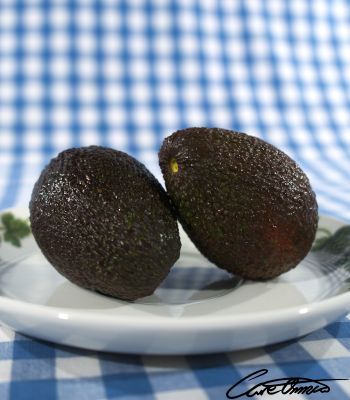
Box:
[0,207,349,332]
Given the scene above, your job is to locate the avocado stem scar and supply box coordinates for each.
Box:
[170,158,179,174]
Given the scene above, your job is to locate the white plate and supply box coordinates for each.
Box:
[0,207,349,355]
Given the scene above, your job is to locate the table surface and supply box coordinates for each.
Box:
[1,1,350,399]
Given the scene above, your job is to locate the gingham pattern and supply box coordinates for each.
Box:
[1,321,350,400]
[1,0,350,399]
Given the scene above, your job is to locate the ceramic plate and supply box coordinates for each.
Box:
[0,207,350,355]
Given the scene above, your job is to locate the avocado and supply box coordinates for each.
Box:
[29,146,181,300]
[159,127,318,280]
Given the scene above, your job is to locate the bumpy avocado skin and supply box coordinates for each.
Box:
[30,146,181,300]
[159,128,318,280]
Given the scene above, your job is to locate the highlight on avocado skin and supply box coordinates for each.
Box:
[170,158,179,174]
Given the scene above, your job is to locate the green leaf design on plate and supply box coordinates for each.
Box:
[313,226,350,253]
[0,212,31,248]
[312,225,350,273]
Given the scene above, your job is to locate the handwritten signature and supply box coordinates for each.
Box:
[226,369,348,398]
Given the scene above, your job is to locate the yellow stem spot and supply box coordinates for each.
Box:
[170,158,179,174]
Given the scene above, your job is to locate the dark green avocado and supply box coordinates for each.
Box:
[29,146,181,300]
[159,127,318,280]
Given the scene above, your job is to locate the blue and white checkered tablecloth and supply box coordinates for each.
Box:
[1,0,350,399]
